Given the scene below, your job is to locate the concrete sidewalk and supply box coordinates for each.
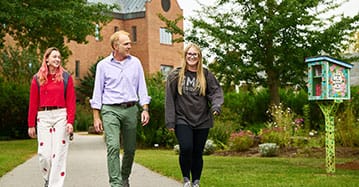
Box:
[0,133,182,187]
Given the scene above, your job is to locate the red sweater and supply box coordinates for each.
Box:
[27,74,76,128]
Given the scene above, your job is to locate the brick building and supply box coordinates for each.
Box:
[66,0,184,85]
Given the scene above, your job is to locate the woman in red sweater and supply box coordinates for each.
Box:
[27,47,76,187]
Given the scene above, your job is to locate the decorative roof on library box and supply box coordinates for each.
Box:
[305,56,354,69]
[305,55,353,101]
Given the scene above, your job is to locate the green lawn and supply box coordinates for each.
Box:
[0,139,37,177]
[135,149,359,187]
[1,140,358,187]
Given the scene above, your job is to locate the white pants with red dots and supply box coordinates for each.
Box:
[37,108,69,187]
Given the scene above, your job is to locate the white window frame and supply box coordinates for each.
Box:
[160,28,172,45]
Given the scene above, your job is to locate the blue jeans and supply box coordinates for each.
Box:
[101,104,138,187]
[175,124,209,182]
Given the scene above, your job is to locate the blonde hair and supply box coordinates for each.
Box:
[110,30,130,50]
[36,47,64,85]
[177,43,206,96]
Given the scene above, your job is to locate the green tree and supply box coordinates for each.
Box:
[184,0,359,105]
[0,47,39,84]
[354,31,359,52]
[0,0,117,59]
[76,57,103,103]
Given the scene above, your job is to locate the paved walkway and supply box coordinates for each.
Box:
[0,133,182,187]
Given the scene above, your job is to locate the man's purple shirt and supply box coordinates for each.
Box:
[90,53,151,109]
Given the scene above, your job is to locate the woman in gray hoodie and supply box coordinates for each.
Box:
[165,43,224,187]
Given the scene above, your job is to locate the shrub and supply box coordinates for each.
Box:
[332,99,359,147]
[261,103,304,147]
[0,47,39,139]
[228,130,254,151]
[350,86,359,117]
[302,104,311,132]
[173,139,217,155]
[224,90,269,128]
[0,80,30,139]
[173,144,180,154]
[74,102,93,132]
[203,139,217,155]
[306,132,325,148]
[136,73,177,148]
[244,122,266,135]
[259,143,279,157]
[290,136,309,147]
[353,130,359,146]
[279,89,308,118]
[259,127,289,147]
[267,103,295,130]
[222,92,247,127]
[209,119,236,149]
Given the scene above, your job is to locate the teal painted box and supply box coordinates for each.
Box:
[305,56,353,100]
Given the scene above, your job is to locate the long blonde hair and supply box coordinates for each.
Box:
[177,43,206,96]
[36,47,64,85]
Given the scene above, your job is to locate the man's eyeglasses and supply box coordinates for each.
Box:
[186,52,198,57]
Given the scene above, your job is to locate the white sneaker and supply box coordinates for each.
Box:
[183,181,191,187]
[192,179,200,187]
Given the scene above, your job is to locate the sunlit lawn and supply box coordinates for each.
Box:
[135,149,359,187]
[1,140,359,187]
[0,139,37,177]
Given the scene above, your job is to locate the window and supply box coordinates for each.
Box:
[160,28,172,45]
[160,65,173,78]
[95,24,100,41]
[131,26,137,42]
[114,26,119,32]
[75,60,80,78]
[161,0,171,12]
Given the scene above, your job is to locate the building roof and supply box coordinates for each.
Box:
[87,0,150,19]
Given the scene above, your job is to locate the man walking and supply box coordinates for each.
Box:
[90,30,151,187]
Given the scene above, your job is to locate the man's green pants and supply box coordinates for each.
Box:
[101,104,138,187]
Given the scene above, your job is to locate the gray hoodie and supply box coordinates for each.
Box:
[165,67,224,129]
